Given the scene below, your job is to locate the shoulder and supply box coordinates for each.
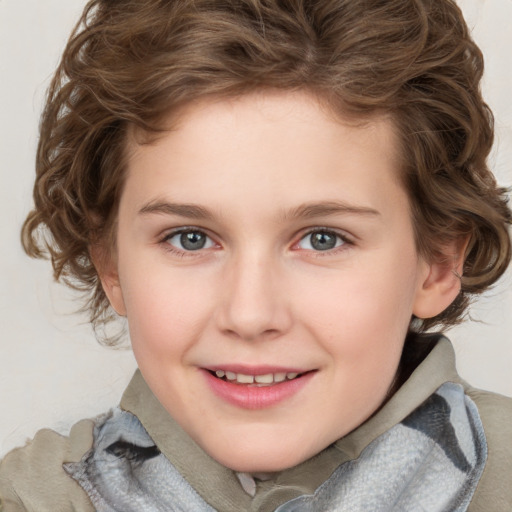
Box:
[0,419,96,512]
[464,386,512,512]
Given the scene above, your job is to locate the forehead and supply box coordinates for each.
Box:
[123,91,405,221]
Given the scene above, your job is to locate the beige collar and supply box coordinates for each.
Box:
[120,335,460,512]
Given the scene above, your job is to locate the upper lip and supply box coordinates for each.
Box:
[203,364,310,375]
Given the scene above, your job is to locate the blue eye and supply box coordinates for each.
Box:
[297,230,346,251]
[165,230,215,251]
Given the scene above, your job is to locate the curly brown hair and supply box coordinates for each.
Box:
[22,0,511,343]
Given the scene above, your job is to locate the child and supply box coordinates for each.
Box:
[1,0,511,510]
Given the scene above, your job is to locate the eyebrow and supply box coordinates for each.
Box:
[139,201,215,220]
[139,199,380,221]
[283,201,381,220]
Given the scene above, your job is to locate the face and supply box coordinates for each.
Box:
[104,91,441,473]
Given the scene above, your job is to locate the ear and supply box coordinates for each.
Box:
[413,237,469,320]
[89,244,127,317]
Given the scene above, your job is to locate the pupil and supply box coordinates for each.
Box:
[310,232,336,251]
[181,232,206,250]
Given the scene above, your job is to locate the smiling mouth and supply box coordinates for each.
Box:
[208,370,309,386]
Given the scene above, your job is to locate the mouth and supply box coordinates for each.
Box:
[203,366,315,409]
[207,369,308,387]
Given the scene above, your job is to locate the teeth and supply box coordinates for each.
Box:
[213,370,302,385]
[255,374,274,384]
[236,373,254,384]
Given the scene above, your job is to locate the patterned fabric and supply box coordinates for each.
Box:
[64,410,215,512]
[65,382,487,512]
[276,383,487,512]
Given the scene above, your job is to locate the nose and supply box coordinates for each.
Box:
[215,251,292,341]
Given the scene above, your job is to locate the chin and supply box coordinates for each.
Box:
[208,442,314,474]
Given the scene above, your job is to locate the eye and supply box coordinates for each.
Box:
[296,230,347,251]
[164,229,216,251]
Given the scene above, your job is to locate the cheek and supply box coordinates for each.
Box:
[295,257,419,369]
[302,271,414,336]
[119,268,217,358]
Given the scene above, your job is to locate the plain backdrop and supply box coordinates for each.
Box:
[1,0,511,458]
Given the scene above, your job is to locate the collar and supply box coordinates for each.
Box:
[120,335,460,512]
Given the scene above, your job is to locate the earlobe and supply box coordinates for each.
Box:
[100,272,127,317]
[89,244,127,317]
[412,238,468,320]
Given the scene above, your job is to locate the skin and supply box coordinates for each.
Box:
[100,91,462,473]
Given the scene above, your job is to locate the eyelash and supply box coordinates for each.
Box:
[293,228,354,257]
[159,227,354,257]
[160,227,218,257]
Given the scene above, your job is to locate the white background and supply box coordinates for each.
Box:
[0,0,511,458]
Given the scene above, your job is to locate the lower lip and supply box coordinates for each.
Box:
[203,370,314,410]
